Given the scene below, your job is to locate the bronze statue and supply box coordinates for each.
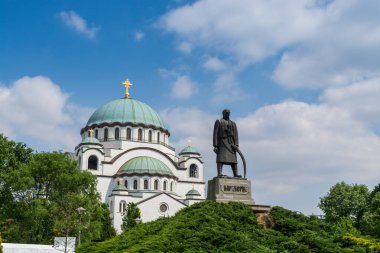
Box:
[213,109,244,178]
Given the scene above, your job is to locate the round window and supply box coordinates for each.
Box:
[159,203,168,213]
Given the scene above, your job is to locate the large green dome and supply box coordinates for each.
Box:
[86,98,165,128]
[117,156,175,178]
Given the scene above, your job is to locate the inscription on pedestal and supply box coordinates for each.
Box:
[207,177,255,205]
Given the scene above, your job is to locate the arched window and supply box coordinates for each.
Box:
[88,155,98,170]
[88,131,91,137]
[127,128,131,140]
[163,181,167,191]
[154,180,159,190]
[110,201,113,212]
[119,201,126,213]
[115,128,120,140]
[144,179,148,190]
[189,164,198,178]
[133,179,138,190]
[148,130,152,142]
[138,129,143,141]
[104,128,108,141]
[170,182,173,192]
[124,180,128,189]
[157,132,160,143]
[95,129,98,139]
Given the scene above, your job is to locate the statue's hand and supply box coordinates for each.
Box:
[213,147,218,154]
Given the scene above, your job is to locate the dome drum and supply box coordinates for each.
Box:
[80,122,170,136]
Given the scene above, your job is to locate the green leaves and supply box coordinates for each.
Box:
[0,134,115,244]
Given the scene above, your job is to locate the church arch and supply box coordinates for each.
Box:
[154,179,159,190]
[189,164,198,178]
[88,155,98,170]
[115,127,120,140]
[148,130,152,142]
[126,127,132,140]
[163,180,167,191]
[104,128,109,141]
[138,128,143,141]
[144,179,149,190]
[133,179,138,190]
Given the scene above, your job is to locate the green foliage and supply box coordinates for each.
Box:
[0,134,115,244]
[319,182,369,224]
[0,232,3,253]
[78,201,365,253]
[343,234,380,252]
[122,202,141,230]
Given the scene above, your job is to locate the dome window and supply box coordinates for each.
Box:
[170,182,173,192]
[95,129,98,139]
[148,130,152,142]
[163,181,167,191]
[189,164,198,178]
[119,201,126,213]
[127,128,132,140]
[124,180,128,189]
[110,201,113,212]
[154,180,159,190]
[104,128,109,141]
[133,179,138,190]
[115,128,120,140]
[88,155,98,170]
[138,129,143,141]
[144,179,149,190]
[157,132,160,143]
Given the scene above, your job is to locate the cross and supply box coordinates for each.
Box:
[122,79,133,98]
[89,129,94,137]
[187,139,192,147]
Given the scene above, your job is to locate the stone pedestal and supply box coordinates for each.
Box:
[207,177,255,205]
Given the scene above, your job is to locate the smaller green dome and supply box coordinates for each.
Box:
[179,146,200,155]
[118,156,175,178]
[186,189,201,196]
[113,184,128,191]
[81,137,101,144]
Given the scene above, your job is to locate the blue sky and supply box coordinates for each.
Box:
[1,0,380,214]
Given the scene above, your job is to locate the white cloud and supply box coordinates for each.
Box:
[160,0,380,89]
[161,100,380,213]
[178,42,192,54]
[170,75,198,99]
[212,72,245,103]
[0,76,94,151]
[203,57,226,71]
[59,11,100,39]
[135,31,145,41]
[320,77,380,125]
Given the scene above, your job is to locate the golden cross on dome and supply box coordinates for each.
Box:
[122,79,133,98]
[187,139,192,147]
[89,129,94,137]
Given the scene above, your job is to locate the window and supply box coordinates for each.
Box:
[160,203,168,213]
[124,180,128,189]
[157,132,160,143]
[115,128,120,140]
[163,181,167,191]
[170,182,173,192]
[88,155,98,170]
[144,179,148,190]
[133,179,138,190]
[148,130,152,142]
[189,164,198,178]
[119,201,126,213]
[88,131,91,137]
[138,129,143,141]
[104,128,108,141]
[127,128,131,140]
[154,180,159,190]
[110,201,113,212]
[95,129,98,139]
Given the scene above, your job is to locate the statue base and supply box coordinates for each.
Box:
[207,177,255,205]
[207,176,273,227]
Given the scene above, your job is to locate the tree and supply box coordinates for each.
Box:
[122,203,141,230]
[0,134,115,244]
[319,182,369,224]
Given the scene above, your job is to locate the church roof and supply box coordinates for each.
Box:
[179,146,200,155]
[186,189,201,196]
[86,98,165,129]
[117,156,175,178]
[81,137,101,144]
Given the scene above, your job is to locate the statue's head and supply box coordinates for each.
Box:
[222,109,230,120]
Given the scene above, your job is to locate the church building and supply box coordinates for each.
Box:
[74,80,205,232]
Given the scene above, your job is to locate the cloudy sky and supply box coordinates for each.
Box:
[1,0,380,214]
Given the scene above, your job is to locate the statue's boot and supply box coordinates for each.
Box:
[217,167,226,177]
[232,167,242,178]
